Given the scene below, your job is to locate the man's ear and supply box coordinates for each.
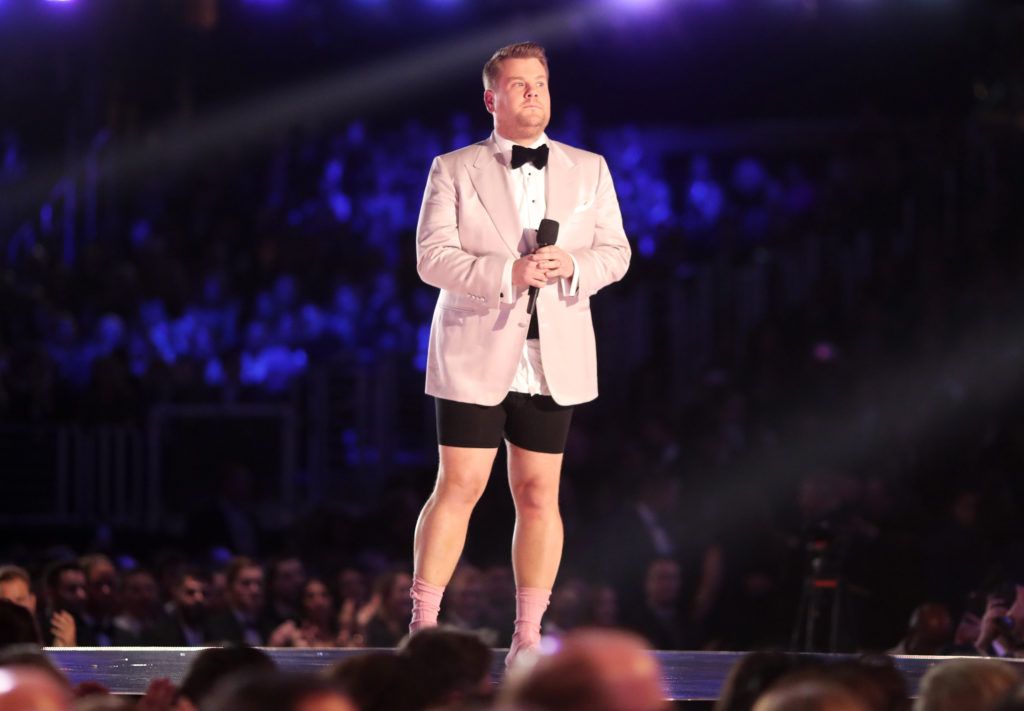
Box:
[483,89,495,113]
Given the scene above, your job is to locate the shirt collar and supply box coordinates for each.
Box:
[492,130,549,170]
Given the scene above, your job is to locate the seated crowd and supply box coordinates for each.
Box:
[2,620,1024,711]
[7,548,1024,661]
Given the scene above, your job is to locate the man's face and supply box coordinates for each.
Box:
[55,570,87,614]
[123,572,160,618]
[174,575,207,625]
[86,560,119,616]
[230,566,264,615]
[485,57,550,142]
[272,559,306,603]
[0,578,36,615]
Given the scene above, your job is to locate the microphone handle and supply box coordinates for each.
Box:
[526,285,539,315]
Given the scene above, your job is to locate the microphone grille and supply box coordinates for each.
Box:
[537,218,559,247]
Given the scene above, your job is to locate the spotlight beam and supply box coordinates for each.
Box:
[679,301,1024,531]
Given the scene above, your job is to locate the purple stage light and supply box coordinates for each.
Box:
[609,0,661,9]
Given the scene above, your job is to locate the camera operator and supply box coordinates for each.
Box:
[974,581,1024,657]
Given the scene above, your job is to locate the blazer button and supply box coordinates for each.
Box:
[499,293,504,298]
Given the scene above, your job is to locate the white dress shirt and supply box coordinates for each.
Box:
[492,130,580,396]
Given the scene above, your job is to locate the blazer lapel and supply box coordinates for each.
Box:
[469,138,523,257]
[544,140,580,228]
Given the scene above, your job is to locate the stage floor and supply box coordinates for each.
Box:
[46,647,1021,701]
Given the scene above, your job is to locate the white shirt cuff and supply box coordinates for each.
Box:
[561,255,580,297]
[501,258,516,304]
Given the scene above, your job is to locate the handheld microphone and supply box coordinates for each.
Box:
[527,218,559,315]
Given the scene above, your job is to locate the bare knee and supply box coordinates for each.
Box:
[434,468,488,510]
[511,479,559,520]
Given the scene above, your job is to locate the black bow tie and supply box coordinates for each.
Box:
[510,143,549,170]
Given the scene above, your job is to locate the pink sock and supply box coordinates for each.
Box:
[409,575,445,634]
[511,586,551,648]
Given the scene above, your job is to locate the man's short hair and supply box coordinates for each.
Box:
[0,600,41,645]
[0,565,31,587]
[225,557,260,587]
[177,645,276,706]
[398,627,493,708]
[172,567,207,590]
[79,554,115,578]
[0,644,70,688]
[43,560,83,592]
[913,659,1020,711]
[483,42,548,90]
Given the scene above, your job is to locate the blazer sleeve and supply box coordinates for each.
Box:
[571,156,631,299]
[415,155,508,309]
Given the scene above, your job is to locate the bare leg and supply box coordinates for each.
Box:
[413,445,498,586]
[507,442,564,589]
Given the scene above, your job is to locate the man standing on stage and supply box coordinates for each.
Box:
[411,42,631,663]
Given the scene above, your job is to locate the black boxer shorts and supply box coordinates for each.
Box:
[435,393,574,455]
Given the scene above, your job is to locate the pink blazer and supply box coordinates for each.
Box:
[415,135,631,406]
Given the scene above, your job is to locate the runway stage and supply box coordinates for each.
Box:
[47,648,1020,701]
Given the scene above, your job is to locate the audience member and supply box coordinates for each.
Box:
[113,568,161,644]
[79,554,120,646]
[361,571,412,647]
[888,604,952,656]
[974,583,1024,658]
[752,679,870,711]
[714,651,806,711]
[398,627,494,709]
[993,685,1024,711]
[502,628,669,711]
[200,672,356,711]
[204,558,271,646]
[912,659,1020,711]
[443,566,502,647]
[944,591,986,655]
[328,652,413,711]
[0,601,40,646]
[265,556,307,630]
[544,578,590,638]
[143,569,209,646]
[41,560,87,646]
[826,657,910,711]
[335,567,370,647]
[268,577,338,647]
[624,558,693,650]
[0,666,72,711]
[0,566,36,615]
[0,645,70,689]
[175,645,276,711]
